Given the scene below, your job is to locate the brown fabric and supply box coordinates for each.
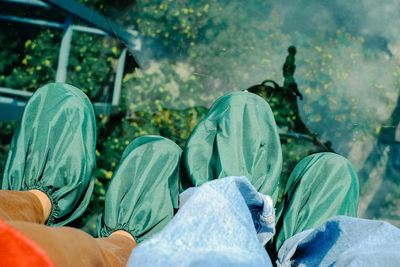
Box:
[96,235,138,267]
[0,190,46,224]
[9,222,136,267]
[0,190,137,267]
[0,219,56,267]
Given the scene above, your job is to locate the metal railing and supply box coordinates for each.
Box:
[0,0,141,121]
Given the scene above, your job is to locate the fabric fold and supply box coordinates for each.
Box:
[182,92,282,203]
[2,83,96,226]
[129,176,275,267]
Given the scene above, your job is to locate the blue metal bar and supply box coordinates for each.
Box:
[0,96,27,121]
[0,85,115,116]
[55,15,73,82]
[71,25,107,36]
[278,129,314,141]
[0,87,33,97]
[0,14,64,28]
[42,0,139,50]
[112,48,127,106]
[1,0,49,7]
[93,102,111,114]
[0,97,113,121]
[0,14,112,36]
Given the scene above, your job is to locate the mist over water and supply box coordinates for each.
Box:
[275,0,400,43]
[271,0,400,224]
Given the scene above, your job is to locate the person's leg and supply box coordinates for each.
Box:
[2,83,96,226]
[0,190,48,224]
[1,84,181,265]
[269,152,359,256]
[0,83,137,266]
[0,188,136,266]
[7,220,136,267]
[97,136,182,244]
[15,135,182,266]
[182,91,282,202]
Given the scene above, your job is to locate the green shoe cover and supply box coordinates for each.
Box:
[272,152,359,252]
[182,91,282,202]
[97,136,181,243]
[2,83,96,226]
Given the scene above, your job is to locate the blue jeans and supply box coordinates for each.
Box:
[127,176,400,266]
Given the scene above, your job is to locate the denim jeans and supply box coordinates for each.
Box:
[128,176,400,267]
[277,215,400,267]
[129,176,275,267]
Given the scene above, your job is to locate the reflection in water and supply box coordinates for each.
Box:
[247,46,309,135]
[358,94,400,223]
[282,46,303,100]
[246,46,332,199]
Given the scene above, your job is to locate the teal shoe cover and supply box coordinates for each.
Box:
[272,152,359,252]
[97,136,182,243]
[182,91,282,202]
[2,83,96,226]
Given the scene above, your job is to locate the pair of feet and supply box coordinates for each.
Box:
[2,84,182,244]
[3,82,136,241]
[29,189,133,241]
[24,134,182,244]
[3,83,283,244]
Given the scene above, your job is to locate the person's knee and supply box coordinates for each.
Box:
[307,152,353,170]
[129,136,182,156]
[308,152,350,165]
[302,152,359,192]
[210,91,270,113]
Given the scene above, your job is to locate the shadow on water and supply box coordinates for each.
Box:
[246,46,324,139]
[358,93,400,222]
[244,46,332,200]
[244,46,400,226]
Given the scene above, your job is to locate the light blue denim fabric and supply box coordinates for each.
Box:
[128,176,275,267]
[127,177,400,267]
[277,215,400,267]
